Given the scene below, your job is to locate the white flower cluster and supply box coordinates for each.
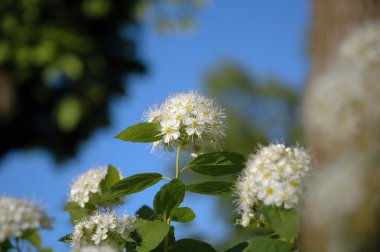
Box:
[0,196,51,242]
[71,211,136,250]
[339,22,380,66]
[143,91,225,154]
[235,144,312,227]
[69,167,122,208]
[304,22,380,158]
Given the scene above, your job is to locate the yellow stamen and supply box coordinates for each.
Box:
[266,187,273,195]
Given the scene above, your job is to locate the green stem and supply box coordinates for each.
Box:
[175,144,181,178]
[180,166,189,174]
[162,176,171,181]
[164,234,169,252]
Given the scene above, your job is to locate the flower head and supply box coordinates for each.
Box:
[235,143,312,227]
[0,196,51,242]
[70,211,136,249]
[69,167,123,208]
[143,91,226,154]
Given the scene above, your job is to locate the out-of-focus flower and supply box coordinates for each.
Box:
[304,22,380,159]
[235,143,312,227]
[339,22,380,66]
[0,196,51,242]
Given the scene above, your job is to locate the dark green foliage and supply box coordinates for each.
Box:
[186,152,245,176]
[224,241,249,252]
[0,239,13,251]
[171,207,195,223]
[136,205,155,220]
[0,0,145,162]
[58,233,71,243]
[99,164,122,193]
[262,206,300,240]
[169,239,217,252]
[134,219,170,252]
[186,181,234,195]
[153,179,185,222]
[246,237,292,252]
[110,173,163,198]
[151,226,176,252]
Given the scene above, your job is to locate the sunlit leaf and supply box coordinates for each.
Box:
[115,123,162,143]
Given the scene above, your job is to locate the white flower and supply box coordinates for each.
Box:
[143,91,226,153]
[70,211,136,249]
[69,167,122,208]
[160,120,180,143]
[235,143,312,227]
[143,104,161,123]
[0,196,51,242]
[91,228,108,245]
[183,116,205,137]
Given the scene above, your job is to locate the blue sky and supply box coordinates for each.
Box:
[0,1,309,251]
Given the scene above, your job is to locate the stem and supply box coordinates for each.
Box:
[162,176,171,181]
[164,234,169,252]
[175,144,181,178]
[180,166,189,174]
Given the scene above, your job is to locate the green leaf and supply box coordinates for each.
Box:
[110,173,163,198]
[0,239,13,251]
[151,226,176,252]
[99,164,121,192]
[58,233,72,243]
[224,241,249,252]
[24,231,41,247]
[136,205,155,220]
[171,207,195,223]
[153,179,185,221]
[115,122,162,143]
[169,239,217,252]
[186,151,245,176]
[135,219,170,252]
[186,181,234,195]
[246,237,292,252]
[63,202,92,225]
[262,206,300,240]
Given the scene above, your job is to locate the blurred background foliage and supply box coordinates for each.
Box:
[0,0,145,162]
[134,0,206,33]
[0,0,207,163]
[204,61,302,155]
